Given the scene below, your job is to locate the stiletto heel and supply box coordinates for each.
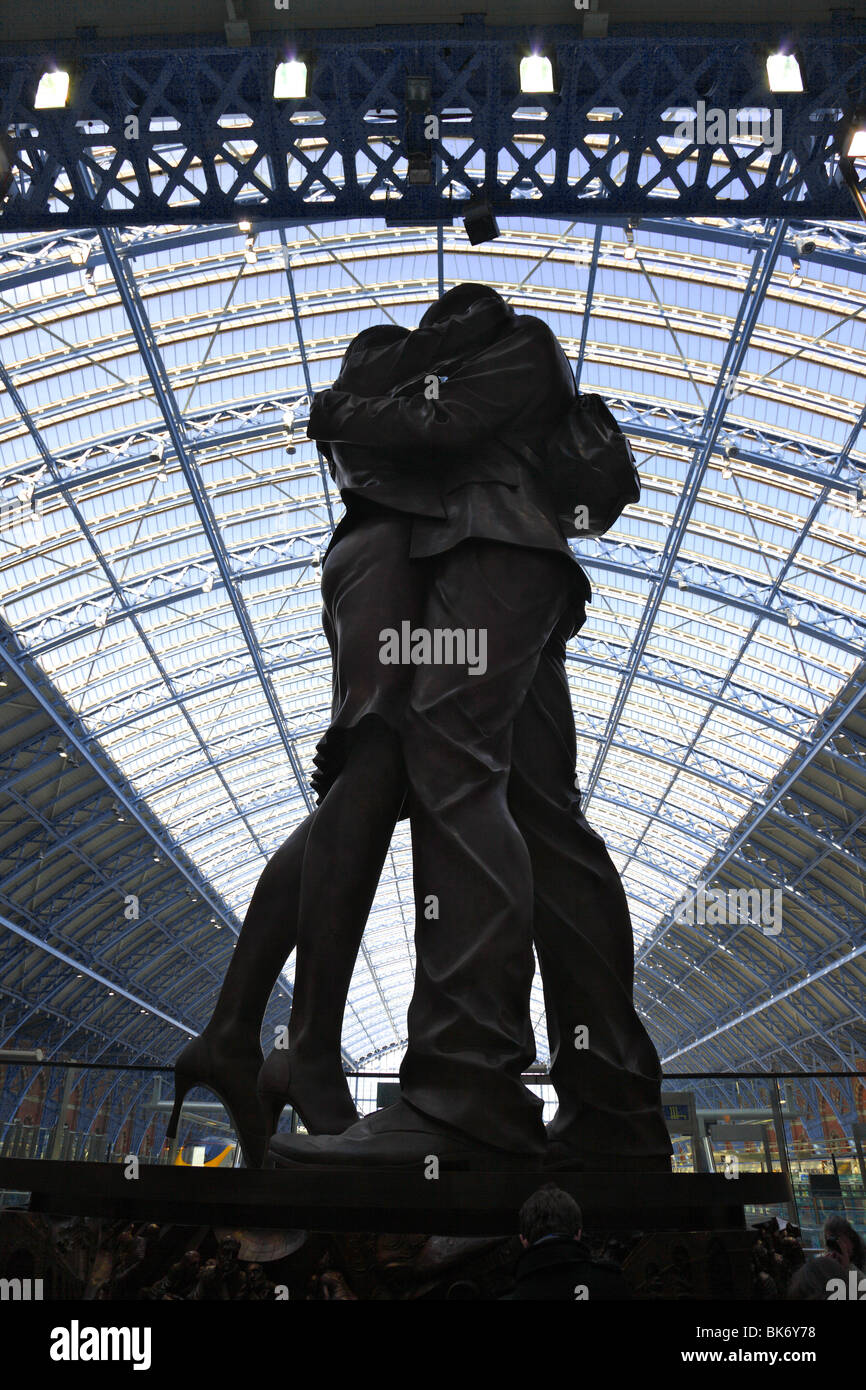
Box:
[167,1034,268,1168]
[166,1070,193,1143]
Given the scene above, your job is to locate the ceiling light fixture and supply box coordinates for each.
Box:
[519,52,556,95]
[844,122,866,160]
[405,75,432,112]
[462,196,500,246]
[766,50,804,94]
[274,58,308,100]
[34,69,70,109]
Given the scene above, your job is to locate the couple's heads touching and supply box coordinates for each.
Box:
[334,281,515,396]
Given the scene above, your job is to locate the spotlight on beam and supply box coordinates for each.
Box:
[766,50,804,94]
[274,59,308,100]
[462,196,499,246]
[408,151,433,185]
[519,53,555,95]
[406,75,432,113]
[624,225,637,260]
[282,405,296,454]
[34,69,70,109]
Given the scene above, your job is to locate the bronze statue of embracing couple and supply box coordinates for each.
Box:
[169,283,672,1175]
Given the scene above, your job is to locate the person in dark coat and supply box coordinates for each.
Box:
[269,285,671,1170]
[504,1183,632,1300]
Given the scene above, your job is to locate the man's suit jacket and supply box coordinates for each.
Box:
[307,290,591,606]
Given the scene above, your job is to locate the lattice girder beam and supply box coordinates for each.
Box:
[72,636,821,754]
[4,215,866,309]
[2,30,866,228]
[7,377,857,510]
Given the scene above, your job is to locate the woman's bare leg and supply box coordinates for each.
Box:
[204,817,312,1045]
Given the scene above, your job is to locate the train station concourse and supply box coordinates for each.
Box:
[0,0,862,1333]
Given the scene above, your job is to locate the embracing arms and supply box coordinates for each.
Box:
[308,319,554,455]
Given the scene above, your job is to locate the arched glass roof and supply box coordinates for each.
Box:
[0,209,864,1071]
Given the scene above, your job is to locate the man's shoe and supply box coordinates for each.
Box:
[269,1099,542,1172]
[544,1141,672,1173]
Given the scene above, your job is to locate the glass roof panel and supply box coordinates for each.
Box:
[0,211,863,1067]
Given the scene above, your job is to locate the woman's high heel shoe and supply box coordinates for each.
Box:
[167,1033,268,1169]
[257,1047,359,1143]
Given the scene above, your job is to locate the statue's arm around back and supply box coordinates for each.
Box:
[308,321,552,457]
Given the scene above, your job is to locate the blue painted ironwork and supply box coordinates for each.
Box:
[1,29,866,229]
[95,227,316,813]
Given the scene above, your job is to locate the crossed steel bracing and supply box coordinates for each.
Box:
[0,192,864,1145]
[2,27,866,227]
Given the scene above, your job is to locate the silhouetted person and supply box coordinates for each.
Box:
[824,1214,865,1273]
[788,1254,846,1301]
